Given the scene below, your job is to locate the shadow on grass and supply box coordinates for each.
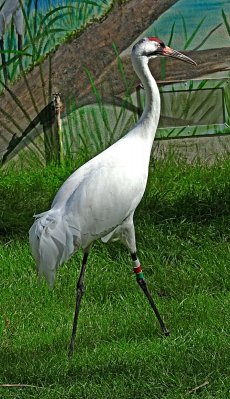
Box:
[0,338,159,386]
[1,331,229,399]
[137,184,230,239]
[1,156,230,241]
[1,183,230,239]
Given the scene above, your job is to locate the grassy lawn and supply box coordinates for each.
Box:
[1,157,230,398]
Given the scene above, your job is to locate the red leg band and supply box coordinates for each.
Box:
[133,265,142,274]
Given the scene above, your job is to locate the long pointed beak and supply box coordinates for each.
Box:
[162,46,197,66]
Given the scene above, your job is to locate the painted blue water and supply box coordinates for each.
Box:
[146,0,230,50]
[34,0,230,50]
[32,0,110,13]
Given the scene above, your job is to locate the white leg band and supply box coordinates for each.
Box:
[132,258,140,268]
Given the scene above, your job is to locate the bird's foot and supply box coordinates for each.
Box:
[162,327,170,337]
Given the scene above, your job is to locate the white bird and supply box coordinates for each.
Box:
[0,0,24,83]
[29,37,196,356]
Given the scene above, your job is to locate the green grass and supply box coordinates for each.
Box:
[1,156,230,398]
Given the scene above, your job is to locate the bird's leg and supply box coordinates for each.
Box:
[0,38,8,84]
[131,252,170,336]
[17,34,23,75]
[68,252,89,357]
[18,34,23,52]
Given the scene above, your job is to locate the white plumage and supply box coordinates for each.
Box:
[0,0,23,83]
[30,130,153,287]
[30,39,161,286]
[0,0,23,38]
[29,37,196,354]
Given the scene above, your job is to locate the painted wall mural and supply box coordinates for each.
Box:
[145,0,230,139]
[0,0,229,164]
[147,0,230,54]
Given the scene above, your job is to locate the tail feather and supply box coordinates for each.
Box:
[29,209,76,288]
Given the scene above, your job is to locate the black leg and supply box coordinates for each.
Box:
[18,34,23,52]
[68,252,89,357]
[0,38,8,84]
[131,252,170,337]
[18,34,23,76]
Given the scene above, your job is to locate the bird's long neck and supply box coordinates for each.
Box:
[131,55,160,146]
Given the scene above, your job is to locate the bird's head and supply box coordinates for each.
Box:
[132,37,196,66]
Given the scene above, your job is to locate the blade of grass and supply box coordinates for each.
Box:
[17,0,47,105]
[192,23,222,51]
[183,16,206,50]
[168,21,175,47]
[6,21,15,71]
[181,15,187,42]
[160,22,175,80]
[222,9,230,36]
[0,104,24,134]
[34,0,38,36]
[90,107,105,151]
[18,0,38,60]
[84,68,112,136]
[0,79,42,137]
[0,49,32,56]
[18,60,40,114]
[38,6,74,28]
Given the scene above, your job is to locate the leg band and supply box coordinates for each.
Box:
[133,259,144,280]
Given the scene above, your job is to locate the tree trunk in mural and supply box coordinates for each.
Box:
[0,0,230,162]
[0,0,180,162]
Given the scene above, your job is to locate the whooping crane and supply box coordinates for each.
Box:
[29,37,196,356]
